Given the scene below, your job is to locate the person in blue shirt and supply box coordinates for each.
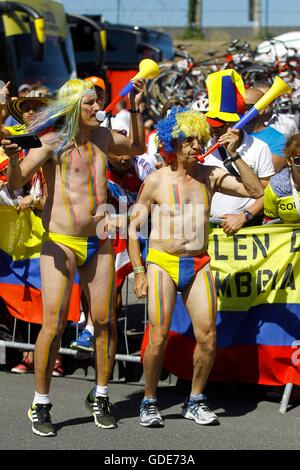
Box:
[245,87,287,173]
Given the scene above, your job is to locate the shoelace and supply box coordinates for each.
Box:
[188,399,211,414]
[35,404,52,423]
[95,397,112,415]
[142,402,159,416]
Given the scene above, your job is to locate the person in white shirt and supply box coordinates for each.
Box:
[203,70,275,234]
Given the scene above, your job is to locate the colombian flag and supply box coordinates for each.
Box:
[0,206,80,324]
[141,225,300,386]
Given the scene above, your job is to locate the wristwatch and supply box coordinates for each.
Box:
[243,209,254,221]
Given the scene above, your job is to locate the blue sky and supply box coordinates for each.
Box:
[61,0,300,27]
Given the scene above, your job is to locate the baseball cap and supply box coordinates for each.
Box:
[84,76,106,91]
[18,84,31,93]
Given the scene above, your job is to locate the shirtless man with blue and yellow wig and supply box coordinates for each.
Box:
[128,106,264,428]
[2,77,145,436]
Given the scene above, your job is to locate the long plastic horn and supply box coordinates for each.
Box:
[197,76,292,163]
[96,59,159,121]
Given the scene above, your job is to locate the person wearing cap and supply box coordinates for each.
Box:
[2,77,145,437]
[203,69,275,235]
[1,89,48,139]
[84,76,106,109]
[128,106,264,428]
[18,83,31,97]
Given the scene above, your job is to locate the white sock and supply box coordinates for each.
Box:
[94,385,108,397]
[33,391,50,405]
[85,325,94,335]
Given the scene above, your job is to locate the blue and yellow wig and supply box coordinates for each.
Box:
[29,78,95,154]
[156,106,210,163]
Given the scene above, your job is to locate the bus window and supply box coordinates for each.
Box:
[0,0,76,94]
[5,33,75,92]
[105,29,139,68]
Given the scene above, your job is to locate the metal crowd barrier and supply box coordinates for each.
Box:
[0,274,144,367]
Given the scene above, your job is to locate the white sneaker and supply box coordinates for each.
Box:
[140,400,164,427]
[182,397,219,425]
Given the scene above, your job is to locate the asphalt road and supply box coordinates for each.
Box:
[0,368,299,451]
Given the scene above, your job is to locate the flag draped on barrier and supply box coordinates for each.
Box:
[0,206,80,324]
[141,224,300,385]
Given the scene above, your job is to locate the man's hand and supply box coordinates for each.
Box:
[1,138,21,159]
[217,128,241,157]
[134,272,148,298]
[0,81,10,106]
[16,194,34,212]
[221,213,247,235]
[130,78,146,108]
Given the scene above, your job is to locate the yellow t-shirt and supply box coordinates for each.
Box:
[264,167,300,223]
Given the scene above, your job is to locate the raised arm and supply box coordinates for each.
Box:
[0,82,11,140]
[128,173,156,298]
[211,128,264,198]
[2,137,52,191]
[107,78,146,157]
[212,159,264,198]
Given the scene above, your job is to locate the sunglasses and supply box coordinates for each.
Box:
[291,156,300,166]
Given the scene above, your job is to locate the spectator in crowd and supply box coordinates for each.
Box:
[244,87,287,173]
[264,133,300,223]
[2,77,145,437]
[110,99,131,135]
[84,76,106,109]
[1,89,48,138]
[4,83,31,127]
[254,80,299,139]
[0,85,64,375]
[203,70,275,234]
[128,106,264,427]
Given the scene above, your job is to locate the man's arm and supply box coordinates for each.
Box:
[212,160,264,199]
[105,78,146,158]
[0,82,11,140]
[220,177,270,234]
[2,137,52,191]
[128,173,156,298]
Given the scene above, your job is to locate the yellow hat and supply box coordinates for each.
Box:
[205,70,246,126]
[7,90,49,124]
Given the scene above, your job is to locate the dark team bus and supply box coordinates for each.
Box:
[0,0,76,94]
[67,13,106,80]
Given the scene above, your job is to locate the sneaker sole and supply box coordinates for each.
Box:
[27,409,56,437]
[70,344,94,353]
[84,400,117,429]
[182,410,219,426]
[140,419,164,428]
[11,368,33,374]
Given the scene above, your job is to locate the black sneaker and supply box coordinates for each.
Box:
[28,403,56,436]
[140,400,164,427]
[85,389,117,429]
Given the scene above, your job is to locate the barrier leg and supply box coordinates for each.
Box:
[0,340,6,364]
[279,382,293,414]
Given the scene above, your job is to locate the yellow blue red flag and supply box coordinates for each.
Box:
[0,206,80,324]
